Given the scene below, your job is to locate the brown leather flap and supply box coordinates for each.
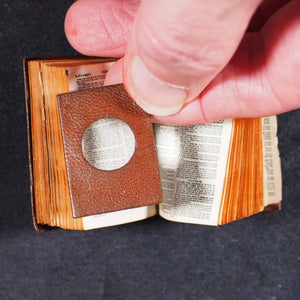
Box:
[57,84,162,218]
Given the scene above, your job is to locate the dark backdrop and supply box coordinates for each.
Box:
[0,1,299,299]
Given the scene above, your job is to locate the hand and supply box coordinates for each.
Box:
[65,0,300,125]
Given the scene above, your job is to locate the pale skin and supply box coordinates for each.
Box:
[65,0,300,125]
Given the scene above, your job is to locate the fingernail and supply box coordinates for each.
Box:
[125,56,188,116]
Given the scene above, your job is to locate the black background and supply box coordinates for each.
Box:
[0,1,299,299]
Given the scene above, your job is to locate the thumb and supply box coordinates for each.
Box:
[123,0,262,116]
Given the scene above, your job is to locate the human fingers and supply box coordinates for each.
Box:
[155,0,300,125]
[64,0,139,57]
[64,0,289,56]
[122,0,262,116]
[248,0,291,31]
[104,58,124,86]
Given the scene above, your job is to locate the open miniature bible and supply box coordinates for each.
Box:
[24,57,282,231]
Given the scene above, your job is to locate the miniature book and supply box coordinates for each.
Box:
[24,57,282,231]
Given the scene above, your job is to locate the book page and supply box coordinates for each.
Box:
[156,120,233,226]
[262,116,282,206]
[67,62,157,229]
[67,62,114,91]
[83,206,157,230]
